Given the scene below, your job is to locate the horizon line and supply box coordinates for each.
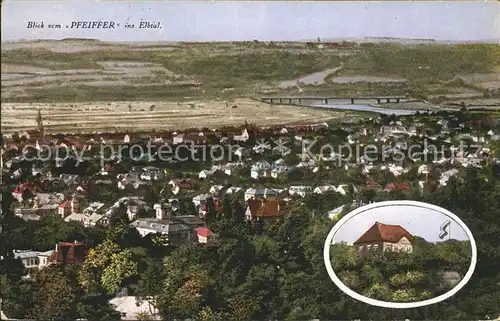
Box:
[2,37,499,44]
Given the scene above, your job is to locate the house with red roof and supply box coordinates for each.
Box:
[168,179,197,195]
[354,222,414,254]
[47,241,89,265]
[245,198,287,223]
[168,179,196,189]
[58,201,72,217]
[12,182,41,202]
[197,197,223,217]
[195,227,215,244]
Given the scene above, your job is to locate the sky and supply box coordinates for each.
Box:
[1,1,499,42]
[333,205,470,244]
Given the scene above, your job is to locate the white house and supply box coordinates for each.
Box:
[250,160,272,179]
[140,167,165,181]
[439,169,459,186]
[199,169,216,179]
[83,202,105,214]
[270,166,292,179]
[140,172,155,181]
[328,205,346,221]
[129,214,195,247]
[244,188,280,201]
[192,194,211,207]
[251,168,268,179]
[288,185,313,197]
[109,296,160,320]
[313,185,336,194]
[418,164,429,175]
[380,126,409,136]
[386,164,408,176]
[233,128,250,142]
[336,184,350,195]
[64,197,109,227]
[13,249,54,271]
[65,212,107,227]
[226,186,243,195]
[221,164,234,176]
[209,185,225,195]
[173,134,185,145]
[453,152,483,168]
[274,158,285,165]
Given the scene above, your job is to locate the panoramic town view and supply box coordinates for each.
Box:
[1,1,500,320]
[329,203,473,303]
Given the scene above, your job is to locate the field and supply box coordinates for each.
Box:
[1,40,499,133]
[0,98,347,134]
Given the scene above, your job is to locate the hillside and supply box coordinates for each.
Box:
[1,40,499,103]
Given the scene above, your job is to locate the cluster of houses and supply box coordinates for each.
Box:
[11,181,353,228]
[4,115,499,277]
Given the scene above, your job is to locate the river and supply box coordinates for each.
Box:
[308,104,424,115]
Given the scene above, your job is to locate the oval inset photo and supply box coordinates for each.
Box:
[323,200,477,309]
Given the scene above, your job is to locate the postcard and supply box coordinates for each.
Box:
[1,1,499,321]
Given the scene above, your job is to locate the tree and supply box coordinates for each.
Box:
[31,265,79,321]
[227,293,260,320]
[134,258,165,318]
[0,276,35,319]
[76,290,122,321]
[78,239,138,295]
[158,258,213,320]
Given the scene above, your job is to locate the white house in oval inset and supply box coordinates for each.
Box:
[323,200,477,309]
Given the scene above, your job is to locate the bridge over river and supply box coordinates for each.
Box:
[260,96,409,105]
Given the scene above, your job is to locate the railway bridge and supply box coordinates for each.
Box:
[260,95,409,105]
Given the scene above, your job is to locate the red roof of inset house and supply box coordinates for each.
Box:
[354,222,414,245]
[195,227,214,238]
